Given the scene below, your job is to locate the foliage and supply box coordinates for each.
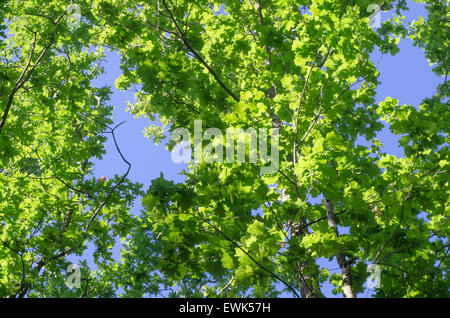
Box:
[0,1,142,297]
[0,0,448,298]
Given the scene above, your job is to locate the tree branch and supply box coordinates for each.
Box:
[160,0,240,102]
[325,198,355,298]
[0,32,54,135]
[189,191,301,298]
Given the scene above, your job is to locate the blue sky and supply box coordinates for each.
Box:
[82,1,443,297]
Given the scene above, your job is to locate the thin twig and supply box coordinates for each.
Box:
[217,276,234,296]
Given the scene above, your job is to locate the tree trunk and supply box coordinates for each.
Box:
[325,199,355,298]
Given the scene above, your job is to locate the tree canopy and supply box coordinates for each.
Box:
[0,0,448,298]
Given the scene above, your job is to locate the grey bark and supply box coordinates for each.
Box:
[325,198,355,298]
